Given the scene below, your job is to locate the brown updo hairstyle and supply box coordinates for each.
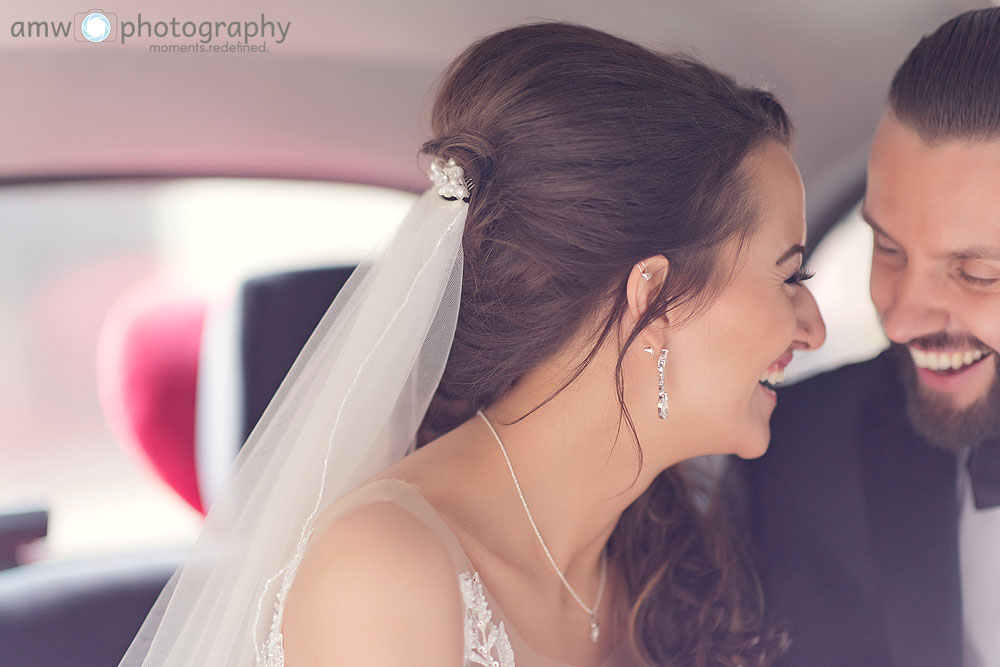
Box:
[417,22,791,666]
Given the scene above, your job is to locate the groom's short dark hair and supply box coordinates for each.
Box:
[889,7,1000,143]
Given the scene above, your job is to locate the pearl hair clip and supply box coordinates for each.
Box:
[429,157,474,202]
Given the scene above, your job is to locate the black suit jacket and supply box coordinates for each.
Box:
[736,351,963,666]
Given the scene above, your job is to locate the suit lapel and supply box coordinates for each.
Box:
[857,375,961,666]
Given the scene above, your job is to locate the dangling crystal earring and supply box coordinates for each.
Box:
[657,348,669,420]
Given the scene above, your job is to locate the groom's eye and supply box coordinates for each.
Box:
[957,259,1000,287]
[958,270,1000,287]
[873,236,899,254]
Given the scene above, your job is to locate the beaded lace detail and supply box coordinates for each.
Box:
[460,571,516,667]
[256,567,515,666]
[256,529,314,667]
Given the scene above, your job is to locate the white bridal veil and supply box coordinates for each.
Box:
[119,180,468,665]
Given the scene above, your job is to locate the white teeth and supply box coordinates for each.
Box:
[928,352,941,370]
[759,366,785,386]
[908,346,990,371]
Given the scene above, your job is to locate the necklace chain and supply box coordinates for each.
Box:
[476,409,607,643]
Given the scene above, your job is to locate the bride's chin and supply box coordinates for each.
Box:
[734,424,771,459]
[728,413,771,460]
[735,440,769,460]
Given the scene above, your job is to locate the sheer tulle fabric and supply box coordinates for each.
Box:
[119,190,467,666]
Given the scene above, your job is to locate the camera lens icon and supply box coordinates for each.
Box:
[81,12,111,42]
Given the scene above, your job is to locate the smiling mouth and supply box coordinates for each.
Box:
[759,353,792,391]
[758,367,785,391]
[909,346,993,375]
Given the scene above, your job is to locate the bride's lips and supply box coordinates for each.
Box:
[757,351,794,402]
[765,352,794,375]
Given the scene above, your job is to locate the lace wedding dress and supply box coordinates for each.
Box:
[260,478,637,667]
[118,176,638,667]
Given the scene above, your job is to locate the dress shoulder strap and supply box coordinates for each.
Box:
[311,477,475,574]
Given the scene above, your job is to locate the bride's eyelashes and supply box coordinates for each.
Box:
[785,267,815,286]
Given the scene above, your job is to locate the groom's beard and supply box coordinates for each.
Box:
[889,341,1000,454]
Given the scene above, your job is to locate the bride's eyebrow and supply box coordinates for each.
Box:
[775,244,805,265]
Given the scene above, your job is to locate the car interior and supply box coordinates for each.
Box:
[0,1,985,664]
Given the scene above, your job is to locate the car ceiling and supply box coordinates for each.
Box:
[0,0,985,235]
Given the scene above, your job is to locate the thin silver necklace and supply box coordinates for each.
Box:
[476,409,608,643]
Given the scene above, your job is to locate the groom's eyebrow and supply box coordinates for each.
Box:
[859,205,895,242]
[862,204,1000,261]
[949,246,1000,261]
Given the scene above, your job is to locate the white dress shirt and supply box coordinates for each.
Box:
[959,448,1000,667]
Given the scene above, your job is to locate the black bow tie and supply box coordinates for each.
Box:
[967,442,1000,510]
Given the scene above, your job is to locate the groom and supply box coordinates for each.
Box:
[736,8,1000,667]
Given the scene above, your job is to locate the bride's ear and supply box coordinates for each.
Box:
[627,255,670,333]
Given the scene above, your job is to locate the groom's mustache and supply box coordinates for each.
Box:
[903,331,995,354]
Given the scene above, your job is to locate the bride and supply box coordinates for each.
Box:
[121,22,824,667]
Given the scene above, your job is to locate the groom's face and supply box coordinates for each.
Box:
[866,112,1000,450]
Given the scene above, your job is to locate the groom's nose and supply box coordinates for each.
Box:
[874,263,951,345]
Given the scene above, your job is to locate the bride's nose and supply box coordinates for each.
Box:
[794,287,826,350]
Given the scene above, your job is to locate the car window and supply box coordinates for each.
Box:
[785,202,889,385]
[0,178,415,560]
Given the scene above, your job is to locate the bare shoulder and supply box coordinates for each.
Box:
[281,500,465,666]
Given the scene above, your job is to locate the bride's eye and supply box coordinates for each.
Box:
[785,267,815,286]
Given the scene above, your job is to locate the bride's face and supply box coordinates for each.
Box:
[653,141,825,460]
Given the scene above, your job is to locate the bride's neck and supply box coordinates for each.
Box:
[469,353,686,581]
